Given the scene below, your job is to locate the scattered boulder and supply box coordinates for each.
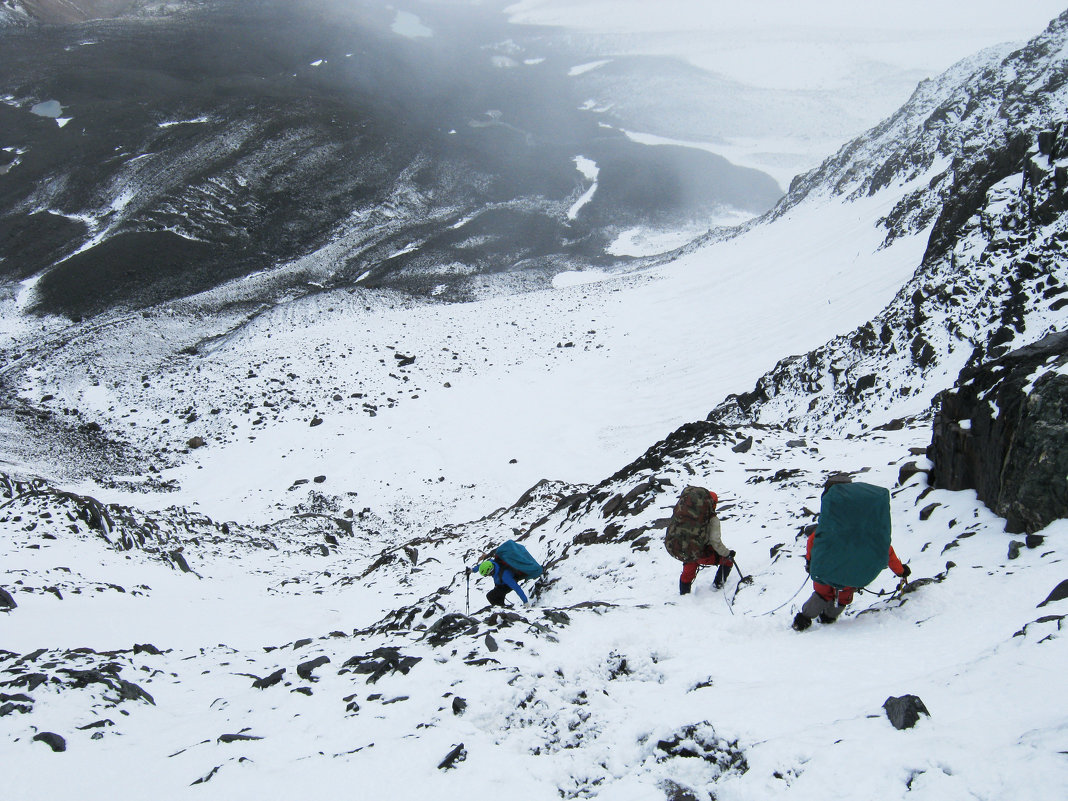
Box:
[0,587,16,611]
[1037,579,1068,608]
[187,436,206,449]
[421,613,478,646]
[32,731,66,752]
[732,436,754,454]
[451,696,467,716]
[883,694,930,730]
[251,668,286,689]
[897,461,928,486]
[296,656,330,681]
[340,647,421,684]
[217,733,263,743]
[930,331,1068,533]
[437,742,466,770]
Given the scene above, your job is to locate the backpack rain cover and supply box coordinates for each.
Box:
[494,540,543,579]
[809,482,892,589]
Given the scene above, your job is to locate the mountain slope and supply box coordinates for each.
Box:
[708,10,1068,435]
[3,9,1068,801]
[0,0,779,320]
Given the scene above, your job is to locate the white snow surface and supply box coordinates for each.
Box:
[3,4,1068,799]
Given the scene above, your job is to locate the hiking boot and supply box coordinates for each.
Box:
[818,612,837,624]
[792,613,812,632]
[679,580,692,595]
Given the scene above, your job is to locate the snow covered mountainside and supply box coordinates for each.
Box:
[3,6,1068,801]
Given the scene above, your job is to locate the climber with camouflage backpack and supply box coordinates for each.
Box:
[471,539,543,606]
[792,476,910,631]
[665,486,735,595]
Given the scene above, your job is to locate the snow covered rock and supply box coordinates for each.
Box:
[930,330,1068,533]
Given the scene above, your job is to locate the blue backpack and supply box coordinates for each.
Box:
[494,540,543,579]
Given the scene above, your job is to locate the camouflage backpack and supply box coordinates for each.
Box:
[664,486,716,562]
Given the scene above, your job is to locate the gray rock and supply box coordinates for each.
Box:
[732,436,754,454]
[33,732,66,752]
[1037,579,1068,608]
[883,694,930,730]
[930,331,1068,534]
[251,668,285,689]
[0,587,16,610]
[296,656,330,681]
[437,742,466,770]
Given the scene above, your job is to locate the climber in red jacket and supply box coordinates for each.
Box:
[792,526,910,631]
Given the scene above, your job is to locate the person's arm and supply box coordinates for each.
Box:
[888,545,909,578]
[706,516,730,557]
[500,569,528,603]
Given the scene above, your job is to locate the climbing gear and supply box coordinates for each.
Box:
[733,560,754,587]
[754,575,811,617]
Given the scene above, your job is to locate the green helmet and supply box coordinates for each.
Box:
[478,560,494,576]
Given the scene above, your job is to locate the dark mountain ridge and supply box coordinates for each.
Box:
[0,0,781,319]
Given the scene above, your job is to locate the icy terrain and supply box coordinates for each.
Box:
[2,3,1068,800]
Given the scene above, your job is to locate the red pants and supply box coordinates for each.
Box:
[680,555,733,583]
[812,582,855,606]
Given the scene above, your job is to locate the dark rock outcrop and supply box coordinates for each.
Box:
[929,331,1068,533]
[1037,580,1068,608]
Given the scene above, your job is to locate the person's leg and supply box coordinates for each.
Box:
[713,560,731,589]
[679,562,699,594]
[486,584,509,606]
[795,583,833,630]
[820,587,854,623]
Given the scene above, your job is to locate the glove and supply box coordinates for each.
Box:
[728,550,736,559]
[901,565,911,579]
[805,558,811,575]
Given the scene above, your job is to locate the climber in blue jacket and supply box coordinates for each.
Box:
[474,558,528,605]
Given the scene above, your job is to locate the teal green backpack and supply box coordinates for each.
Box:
[809,482,892,589]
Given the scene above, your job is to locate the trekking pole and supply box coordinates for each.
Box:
[465,567,470,616]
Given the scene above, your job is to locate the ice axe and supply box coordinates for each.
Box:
[733,557,753,587]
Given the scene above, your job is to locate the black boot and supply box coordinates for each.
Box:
[792,613,812,632]
[679,579,692,595]
[712,564,730,589]
[818,612,836,624]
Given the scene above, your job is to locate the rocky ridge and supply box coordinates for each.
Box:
[705,13,1068,437]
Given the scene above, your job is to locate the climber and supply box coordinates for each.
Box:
[792,477,910,631]
[472,539,543,606]
[665,486,735,595]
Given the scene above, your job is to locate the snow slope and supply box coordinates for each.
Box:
[3,6,1068,801]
